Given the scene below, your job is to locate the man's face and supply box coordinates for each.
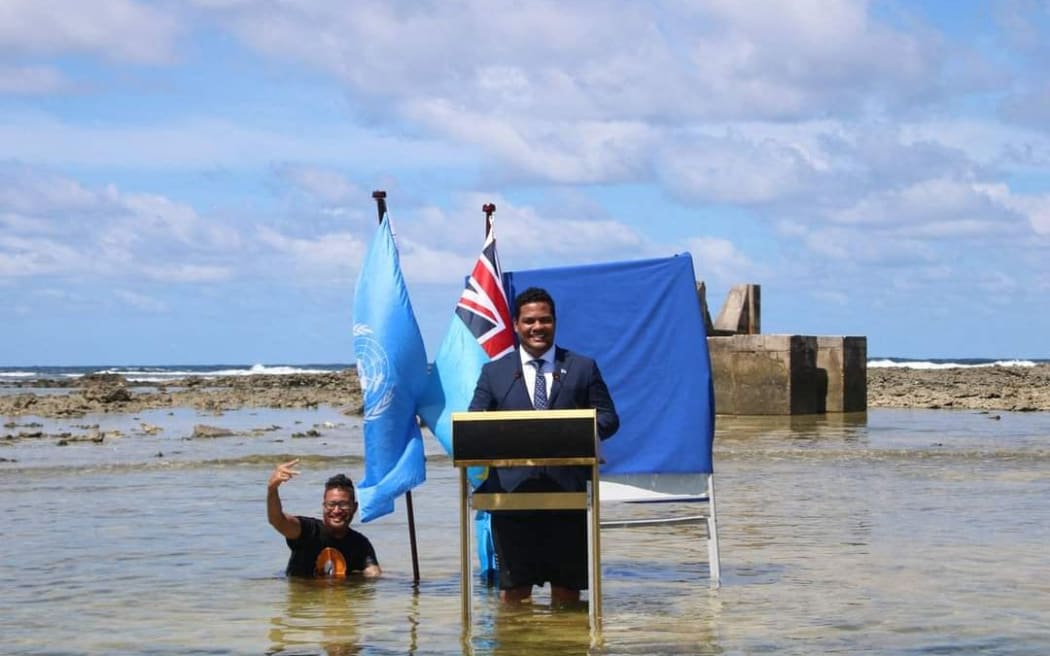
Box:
[515,301,555,358]
[321,487,356,533]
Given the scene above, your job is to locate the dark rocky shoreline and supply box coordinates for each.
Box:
[0,370,364,418]
[866,363,1050,412]
[2,364,1049,419]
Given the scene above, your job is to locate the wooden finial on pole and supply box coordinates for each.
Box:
[372,190,388,223]
[482,203,496,236]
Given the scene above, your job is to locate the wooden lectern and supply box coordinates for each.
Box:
[451,408,602,633]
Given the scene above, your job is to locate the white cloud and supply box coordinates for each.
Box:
[115,289,168,312]
[657,132,820,205]
[834,178,1021,232]
[976,270,1018,296]
[274,164,361,204]
[0,234,86,277]
[800,227,935,265]
[0,0,180,64]
[4,1,1050,361]
[404,99,656,183]
[0,166,246,283]
[140,264,232,284]
[0,110,467,171]
[196,1,945,123]
[396,238,475,286]
[979,183,1050,236]
[121,192,241,250]
[0,64,69,94]
[255,226,366,279]
[480,201,645,266]
[685,236,756,286]
[0,164,104,217]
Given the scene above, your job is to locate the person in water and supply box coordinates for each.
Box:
[468,287,619,603]
[267,458,381,578]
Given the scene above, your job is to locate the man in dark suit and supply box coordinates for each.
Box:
[469,286,619,604]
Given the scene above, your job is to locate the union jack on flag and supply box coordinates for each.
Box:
[454,226,514,358]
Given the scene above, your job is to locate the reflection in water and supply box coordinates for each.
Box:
[267,579,375,656]
[2,408,1049,653]
[471,598,592,655]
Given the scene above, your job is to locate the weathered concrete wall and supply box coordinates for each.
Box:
[712,284,760,335]
[708,335,821,415]
[708,334,867,415]
[816,336,867,413]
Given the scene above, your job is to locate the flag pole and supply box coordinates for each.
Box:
[482,203,495,237]
[371,189,422,586]
[479,202,497,587]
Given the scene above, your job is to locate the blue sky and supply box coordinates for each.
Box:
[3,0,1050,365]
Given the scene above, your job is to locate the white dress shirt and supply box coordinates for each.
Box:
[519,347,554,409]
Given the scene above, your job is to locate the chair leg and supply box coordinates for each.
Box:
[706,475,721,585]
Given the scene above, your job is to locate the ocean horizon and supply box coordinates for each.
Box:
[1,357,1048,385]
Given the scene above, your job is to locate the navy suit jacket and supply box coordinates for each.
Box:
[468,346,619,493]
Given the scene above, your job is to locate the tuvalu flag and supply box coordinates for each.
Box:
[417,218,514,577]
[417,221,513,452]
[352,213,428,522]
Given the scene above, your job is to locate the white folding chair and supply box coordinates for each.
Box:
[599,472,721,583]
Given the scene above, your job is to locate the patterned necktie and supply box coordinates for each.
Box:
[530,359,547,409]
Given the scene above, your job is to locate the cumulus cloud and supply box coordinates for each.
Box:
[0,64,69,94]
[0,165,245,282]
[833,178,1023,233]
[274,164,362,205]
[404,101,656,183]
[195,1,945,122]
[685,236,757,286]
[475,200,646,266]
[121,192,241,250]
[979,183,1050,236]
[657,131,822,205]
[114,289,168,312]
[0,0,180,64]
[255,225,366,280]
[5,1,1050,359]
[0,234,86,277]
[0,110,467,172]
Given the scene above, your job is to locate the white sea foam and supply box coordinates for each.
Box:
[867,359,1038,369]
[106,364,337,382]
[0,364,346,384]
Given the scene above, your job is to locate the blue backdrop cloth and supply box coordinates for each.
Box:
[352,215,428,522]
[506,253,715,474]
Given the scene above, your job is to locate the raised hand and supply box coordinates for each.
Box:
[268,458,301,490]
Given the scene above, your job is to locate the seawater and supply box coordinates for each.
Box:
[1,407,1048,655]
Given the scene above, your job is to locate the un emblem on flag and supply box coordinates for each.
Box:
[353,323,394,421]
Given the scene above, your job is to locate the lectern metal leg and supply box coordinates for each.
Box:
[459,467,472,631]
[587,475,602,634]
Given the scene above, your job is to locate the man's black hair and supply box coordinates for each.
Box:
[325,474,356,496]
[513,287,556,319]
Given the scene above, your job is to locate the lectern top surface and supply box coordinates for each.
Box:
[451,409,596,422]
[450,409,598,462]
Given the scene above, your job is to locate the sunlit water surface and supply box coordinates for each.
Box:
[2,407,1048,655]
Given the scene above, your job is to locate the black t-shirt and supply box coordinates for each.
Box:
[285,516,379,578]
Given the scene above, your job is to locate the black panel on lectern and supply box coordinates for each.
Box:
[453,415,595,460]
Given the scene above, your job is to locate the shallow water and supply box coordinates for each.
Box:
[2,407,1048,655]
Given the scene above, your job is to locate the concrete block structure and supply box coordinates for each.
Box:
[816,336,867,413]
[708,334,867,415]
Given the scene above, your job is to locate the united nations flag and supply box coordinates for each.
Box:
[352,213,428,522]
